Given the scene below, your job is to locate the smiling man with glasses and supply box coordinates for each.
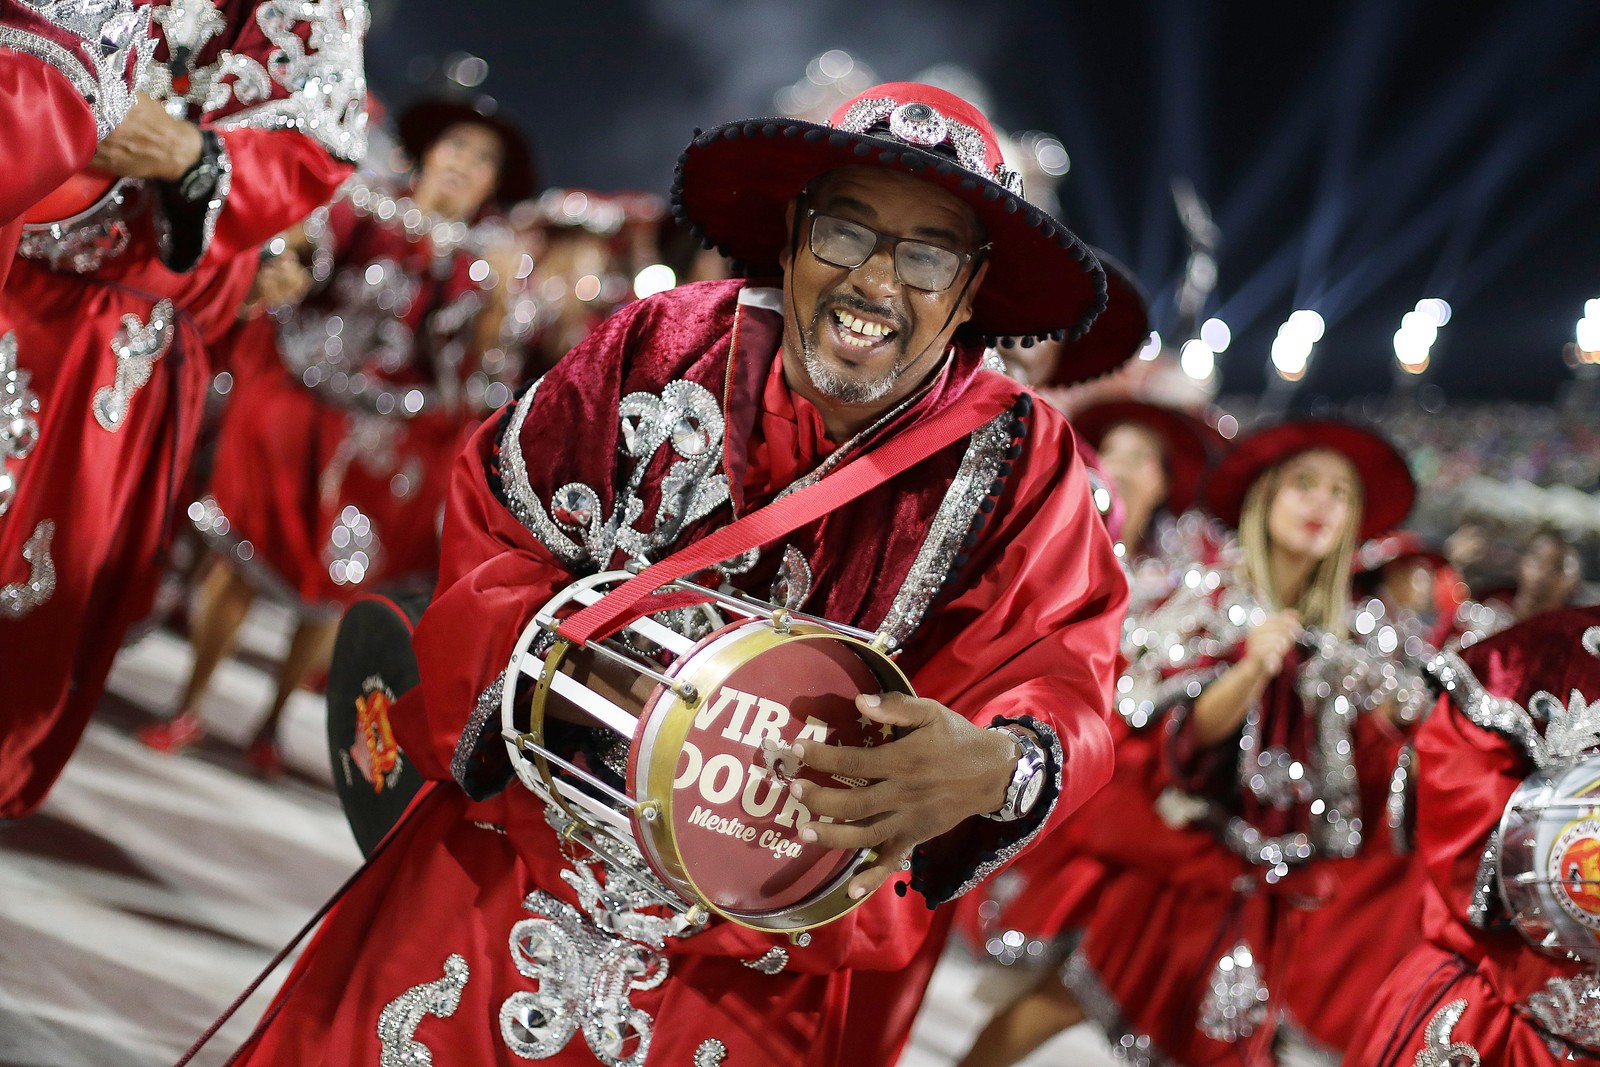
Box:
[224,81,1144,1067]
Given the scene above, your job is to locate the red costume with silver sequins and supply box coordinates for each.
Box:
[1349,606,1600,1067]
[227,279,1127,1066]
[197,177,520,611]
[987,527,1430,1065]
[0,0,364,818]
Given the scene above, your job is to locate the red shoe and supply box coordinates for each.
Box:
[244,738,285,778]
[137,711,205,753]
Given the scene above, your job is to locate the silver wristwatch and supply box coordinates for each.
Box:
[982,725,1047,823]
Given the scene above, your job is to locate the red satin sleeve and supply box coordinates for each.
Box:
[901,405,1127,898]
[204,126,352,267]
[0,55,98,226]
[1412,692,1523,925]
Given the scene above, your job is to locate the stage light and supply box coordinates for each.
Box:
[1285,309,1325,343]
[1399,311,1439,348]
[1415,298,1452,327]
[1199,317,1231,353]
[1137,331,1162,361]
[1216,413,1239,439]
[1180,339,1215,380]
[1394,328,1431,372]
[633,263,677,299]
[1577,314,1600,353]
[1271,331,1312,381]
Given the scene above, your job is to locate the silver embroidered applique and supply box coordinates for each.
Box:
[741,947,788,975]
[93,299,175,432]
[499,891,667,1067]
[0,333,43,517]
[1525,970,1600,1051]
[1197,942,1269,1042]
[376,953,469,1067]
[501,377,731,572]
[770,545,813,611]
[146,0,369,163]
[833,97,1025,197]
[0,520,58,618]
[694,1038,729,1066]
[1413,999,1481,1067]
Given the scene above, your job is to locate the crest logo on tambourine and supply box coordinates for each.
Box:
[1550,821,1600,930]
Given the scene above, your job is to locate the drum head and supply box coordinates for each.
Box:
[630,620,911,929]
[327,594,430,857]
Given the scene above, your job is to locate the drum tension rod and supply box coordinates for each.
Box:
[585,637,700,704]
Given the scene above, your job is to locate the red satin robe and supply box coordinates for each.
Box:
[226,279,1127,1066]
[1350,606,1600,1067]
[0,0,363,817]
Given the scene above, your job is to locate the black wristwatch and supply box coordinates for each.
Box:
[174,129,223,204]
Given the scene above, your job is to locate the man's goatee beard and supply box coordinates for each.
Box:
[800,333,902,405]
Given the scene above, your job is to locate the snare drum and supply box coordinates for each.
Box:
[1498,755,1600,963]
[502,571,911,936]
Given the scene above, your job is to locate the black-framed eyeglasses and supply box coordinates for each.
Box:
[805,209,988,293]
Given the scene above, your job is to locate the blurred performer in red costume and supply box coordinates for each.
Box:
[137,96,535,774]
[0,0,367,818]
[223,82,1131,1066]
[1349,607,1600,1066]
[960,419,1430,1067]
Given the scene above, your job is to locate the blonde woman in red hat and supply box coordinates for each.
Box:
[965,419,1430,1066]
[137,97,535,774]
[207,82,1141,1066]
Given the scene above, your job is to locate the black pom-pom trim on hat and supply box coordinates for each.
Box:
[853,142,871,157]
[783,125,801,139]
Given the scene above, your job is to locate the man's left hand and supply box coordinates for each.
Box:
[789,693,1020,901]
[90,93,204,182]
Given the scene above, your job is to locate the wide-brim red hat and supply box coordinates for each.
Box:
[995,250,1149,387]
[1073,401,1224,515]
[1204,419,1414,540]
[672,82,1107,345]
[398,96,539,205]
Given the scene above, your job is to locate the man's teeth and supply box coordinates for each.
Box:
[834,309,894,346]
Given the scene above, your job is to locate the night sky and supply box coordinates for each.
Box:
[363,0,1600,404]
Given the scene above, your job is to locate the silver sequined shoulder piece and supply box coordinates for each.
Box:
[205,0,370,162]
[0,0,153,138]
[1413,1000,1480,1067]
[1428,649,1549,766]
[875,410,1012,652]
[1429,640,1600,770]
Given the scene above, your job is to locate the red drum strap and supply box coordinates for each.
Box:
[559,375,1021,645]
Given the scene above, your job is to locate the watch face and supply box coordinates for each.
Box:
[1018,772,1045,815]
